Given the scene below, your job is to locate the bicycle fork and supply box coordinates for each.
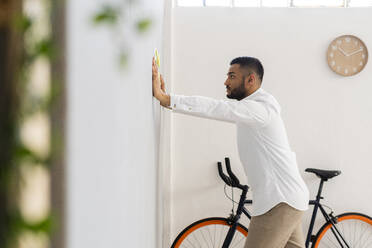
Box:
[222,186,248,248]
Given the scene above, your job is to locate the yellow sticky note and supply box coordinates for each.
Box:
[154,48,160,68]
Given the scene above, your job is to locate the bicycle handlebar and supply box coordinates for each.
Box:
[217,157,248,191]
[225,157,240,186]
[217,162,232,186]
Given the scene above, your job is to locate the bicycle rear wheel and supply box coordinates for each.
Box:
[313,212,372,248]
[171,217,248,248]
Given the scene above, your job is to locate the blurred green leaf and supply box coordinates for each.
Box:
[22,38,55,66]
[92,6,119,26]
[34,39,54,59]
[136,18,152,33]
[13,15,33,33]
[23,215,53,233]
[10,210,54,234]
[13,144,50,166]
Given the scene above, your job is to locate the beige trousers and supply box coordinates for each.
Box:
[244,202,305,248]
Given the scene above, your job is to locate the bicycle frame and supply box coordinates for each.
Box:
[304,179,350,248]
[224,178,351,248]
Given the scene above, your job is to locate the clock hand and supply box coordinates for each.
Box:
[337,47,348,56]
[348,48,363,56]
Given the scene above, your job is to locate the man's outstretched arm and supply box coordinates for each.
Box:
[152,57,273,126]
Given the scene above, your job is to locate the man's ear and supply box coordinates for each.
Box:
[247,73,254,83]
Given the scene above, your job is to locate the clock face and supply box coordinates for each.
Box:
[327,35,368,76]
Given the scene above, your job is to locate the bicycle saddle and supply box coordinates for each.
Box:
[305,168,341,181]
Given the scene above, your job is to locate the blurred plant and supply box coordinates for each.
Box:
[1,0,153,247]
[0,0,60,247]
[93,5,120,25]
[136,18,152,32]
[92,0,153,68]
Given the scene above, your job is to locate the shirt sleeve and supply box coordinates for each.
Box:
[170,94,272,126]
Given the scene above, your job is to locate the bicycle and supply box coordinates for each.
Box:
[171,157,372,248]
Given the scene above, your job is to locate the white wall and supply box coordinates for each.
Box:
[66,0,166,247]
[168,7,372,244]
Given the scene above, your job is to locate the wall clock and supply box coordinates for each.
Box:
[327,35,368,76]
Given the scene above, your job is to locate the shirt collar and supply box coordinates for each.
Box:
[243,87,263,100]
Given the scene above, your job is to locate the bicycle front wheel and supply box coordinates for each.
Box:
[313,212,372,248]
[171,217,248,248]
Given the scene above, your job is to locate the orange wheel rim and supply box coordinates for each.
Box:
[173,219,248,248]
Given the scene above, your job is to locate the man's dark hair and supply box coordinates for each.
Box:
[230,57,264,83]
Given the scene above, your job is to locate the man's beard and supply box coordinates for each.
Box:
[226,78,247,101]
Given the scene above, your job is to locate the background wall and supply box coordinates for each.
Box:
[168,7,372,245]
[66,0,166,247]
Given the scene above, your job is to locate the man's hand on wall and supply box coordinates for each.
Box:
[152,57,170,108]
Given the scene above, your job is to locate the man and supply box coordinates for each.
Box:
[152,56,309,248]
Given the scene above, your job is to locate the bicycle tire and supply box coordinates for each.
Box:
[313,212,372,248]
[171,217,248,248]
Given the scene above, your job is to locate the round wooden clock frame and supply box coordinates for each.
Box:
[327,35,368,76]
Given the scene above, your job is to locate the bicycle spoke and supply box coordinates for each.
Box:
[363,236,372,248]
[321,240,333,248]
[185,237,197,248]
[181,241,191,248]
[217,224,227,247]
[338,221,350,247]
[361,223,372,247]
[353,219,358,245]
[353,221,364,247]
[213,224,216,247]
[217,225,223,248]
[231,235,246,248]
[325,231,339,247]
[348,219,372,247]
[207,226,215,247]
[191,232,203,247]
[359,222,372,248]
[200,228,211,248]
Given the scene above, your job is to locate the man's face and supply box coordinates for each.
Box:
[224,64,248,101]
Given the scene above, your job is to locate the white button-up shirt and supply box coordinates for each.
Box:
[170,87,309,216]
